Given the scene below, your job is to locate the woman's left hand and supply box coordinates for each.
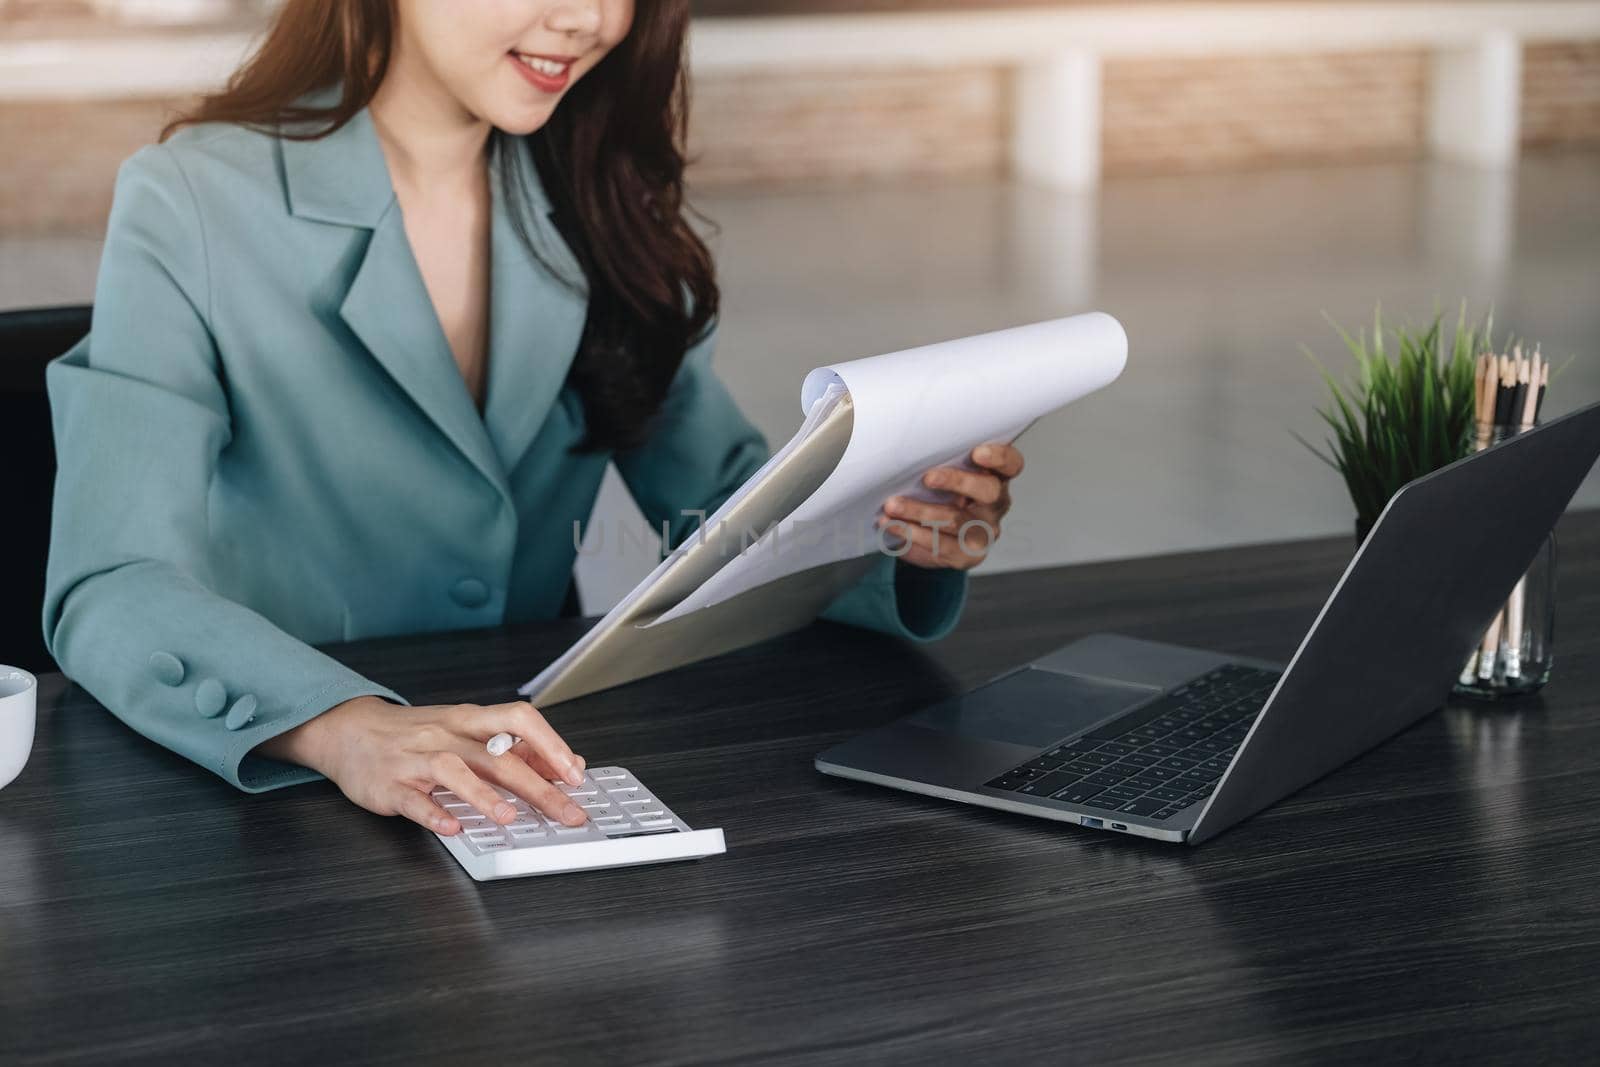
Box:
[877,442,1024,571]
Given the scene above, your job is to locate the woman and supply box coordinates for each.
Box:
[44,0,1025,837]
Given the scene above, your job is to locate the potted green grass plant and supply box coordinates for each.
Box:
[1296,306,1485,542]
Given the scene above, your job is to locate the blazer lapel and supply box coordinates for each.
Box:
[340,207,510,498]
[281,106,511,503]
[483,138,590,472]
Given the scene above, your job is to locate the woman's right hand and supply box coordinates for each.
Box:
[257,696,590,835]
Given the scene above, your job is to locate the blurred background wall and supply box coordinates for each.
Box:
[5,1,1600,234]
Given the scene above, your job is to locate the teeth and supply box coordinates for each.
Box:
[517,55,568,77]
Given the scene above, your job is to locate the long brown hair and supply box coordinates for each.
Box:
[164,0,717,453]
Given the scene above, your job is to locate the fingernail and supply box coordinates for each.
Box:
[562,802,586,825]
[435,817,456,834]
[885,496,903,512]
[563,760,584,786]
[493,801,516,823]
[978,446,997,463]
[925,472,944,487]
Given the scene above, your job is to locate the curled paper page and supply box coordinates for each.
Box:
[643,311,1128,627]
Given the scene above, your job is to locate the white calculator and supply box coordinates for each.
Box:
[430,766,726,881]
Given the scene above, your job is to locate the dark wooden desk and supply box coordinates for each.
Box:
[4,513,1599,1064]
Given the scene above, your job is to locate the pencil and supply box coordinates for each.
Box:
[1491,355,1516,428]
[1508,353,1529,434]
[1493,354,1517,428]
[1522,351,1541,433]
[1503,353,1543,678]
[1461,348,1509,686]
[1473,353,1496,452]
[1477,603,1506,681]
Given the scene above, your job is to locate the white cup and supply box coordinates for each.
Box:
[0,666,37,791]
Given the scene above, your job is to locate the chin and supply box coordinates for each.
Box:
[487,103,558,137]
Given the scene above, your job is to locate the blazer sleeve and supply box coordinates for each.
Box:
[612,321,967,642]
[42,145,407,794]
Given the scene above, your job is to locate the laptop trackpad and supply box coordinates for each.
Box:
[906,668,1160,749]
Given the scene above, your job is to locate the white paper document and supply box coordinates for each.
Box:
[519,312,1127,696]
[646,311,1127,625]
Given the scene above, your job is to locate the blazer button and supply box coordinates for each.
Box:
[451,577,491,609]
[195,678,227,718]
[149,651,185,687]
[225,694,258,731]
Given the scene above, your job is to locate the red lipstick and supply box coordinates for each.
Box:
[509,52,575,93]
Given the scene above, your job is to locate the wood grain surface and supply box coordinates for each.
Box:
[3,512,1598,1065]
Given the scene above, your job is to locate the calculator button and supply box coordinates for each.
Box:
[471,839,512,852]
[558,782,598,797]
[591,767,627,780]
[633,817,675,829]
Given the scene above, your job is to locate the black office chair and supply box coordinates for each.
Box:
[1,305,91,675]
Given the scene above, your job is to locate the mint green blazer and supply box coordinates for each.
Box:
[43,108,966,793]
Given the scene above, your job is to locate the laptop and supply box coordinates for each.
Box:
[816,399,1600,845]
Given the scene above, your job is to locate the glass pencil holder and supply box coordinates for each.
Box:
[1453,532,1556,701]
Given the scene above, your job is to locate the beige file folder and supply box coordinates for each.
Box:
[528,393,879,706]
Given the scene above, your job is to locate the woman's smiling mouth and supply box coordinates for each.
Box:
[510,52,576,93]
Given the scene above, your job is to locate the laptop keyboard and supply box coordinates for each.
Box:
[985,663,1280,822]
